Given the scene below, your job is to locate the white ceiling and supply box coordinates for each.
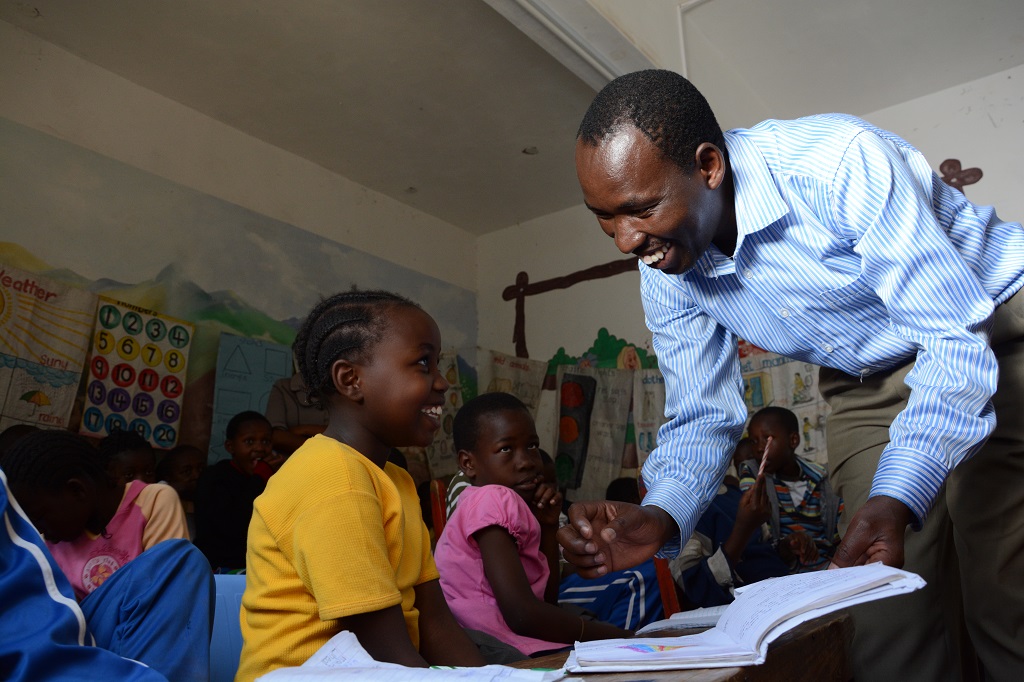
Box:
[2,0,1022,235]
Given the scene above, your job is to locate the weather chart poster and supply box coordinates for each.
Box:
[80,297,193,449]
[0,265,98,431]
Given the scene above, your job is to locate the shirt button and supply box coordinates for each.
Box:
[823,344,834,353]
[779,308,790,318]
[743,269,754,279]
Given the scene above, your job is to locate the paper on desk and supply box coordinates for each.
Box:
[636,604,729,634]
[256,631,564,681]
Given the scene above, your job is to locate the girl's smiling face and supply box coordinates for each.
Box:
[460,408,543,504]
[353,305,449,453]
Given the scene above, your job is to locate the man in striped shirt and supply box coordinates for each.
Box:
[557,69,1023,681]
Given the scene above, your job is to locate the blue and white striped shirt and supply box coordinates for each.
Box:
[640,114,1024,555]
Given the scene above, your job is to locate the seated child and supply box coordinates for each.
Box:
[237,291,484,680]
[156,443,207,539]
[0,430,211,681]
[435,392,630,658]
[98,429,157,485]
[669,458,790,607]
[558,476,663,629]
[194,411,271,571]
[744,407,843,572]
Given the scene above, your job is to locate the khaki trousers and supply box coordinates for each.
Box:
[819,287,1024,682]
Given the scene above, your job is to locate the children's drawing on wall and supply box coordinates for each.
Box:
[0,264,97,431]
[790,366,816,405]
[418,349,464,481]
[477,349,547,417]
[632,369,667,468]
[0,117,477,452]
[738,339,830,465]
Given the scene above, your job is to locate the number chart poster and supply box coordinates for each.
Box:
[80,297,193,449]
[0,264,98,430]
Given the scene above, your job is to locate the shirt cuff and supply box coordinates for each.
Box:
[643,484,702,559]
[869,448,948,529]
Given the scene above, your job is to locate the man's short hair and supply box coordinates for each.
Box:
[577,69,726,173]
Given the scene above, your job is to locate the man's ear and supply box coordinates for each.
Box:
[695,142,727,190]
[330,358,362,402]
[458,449,475,480]
[790,430,801,451]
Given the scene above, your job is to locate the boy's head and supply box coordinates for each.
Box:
[747,407,800,476]
[98,429,156,485]
[225,411,273,477]
[156,444,207,500]
[454,392,542,503]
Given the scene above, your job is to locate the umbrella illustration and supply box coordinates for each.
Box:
[20,390,51,415]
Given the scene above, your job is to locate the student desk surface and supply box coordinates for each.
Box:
[508,612,853,681]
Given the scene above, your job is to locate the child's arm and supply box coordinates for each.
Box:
[337,605,430,667]
[529,482,563,604]
[475,525,630,643]
[414,579,487,666]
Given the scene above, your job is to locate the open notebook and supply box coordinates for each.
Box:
[568,563,925,673]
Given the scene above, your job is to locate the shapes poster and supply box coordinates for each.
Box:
[80,297,193,449]
[476,349,547,417]
[209,332,292,464]
[0,264,97,430]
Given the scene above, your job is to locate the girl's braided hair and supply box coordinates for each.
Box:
[292,289,420,409]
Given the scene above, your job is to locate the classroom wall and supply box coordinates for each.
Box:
[476,64,1024,363]
[0,20,476,293]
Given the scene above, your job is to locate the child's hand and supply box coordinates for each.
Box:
[736,473,770,530]
[781,532,819,566]
[531,482,563,528]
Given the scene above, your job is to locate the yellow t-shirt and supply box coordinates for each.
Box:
[236,435,438,681]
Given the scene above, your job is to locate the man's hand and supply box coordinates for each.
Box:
[556,501,677,578]
[830,495,914,569]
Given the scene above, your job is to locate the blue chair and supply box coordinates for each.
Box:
[210,574,247,682]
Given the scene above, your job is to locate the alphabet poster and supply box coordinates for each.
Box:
[80,297,193,449]
[0,264,97,430]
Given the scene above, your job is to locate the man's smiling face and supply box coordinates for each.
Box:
[575,124,728,275]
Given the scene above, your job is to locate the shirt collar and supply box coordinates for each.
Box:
[692,128,790,279]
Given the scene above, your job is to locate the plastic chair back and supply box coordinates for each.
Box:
[210,573,247,682]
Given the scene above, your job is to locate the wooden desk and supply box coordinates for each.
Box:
[509,612,853,681]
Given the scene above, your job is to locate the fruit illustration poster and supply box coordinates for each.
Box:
[0,264,97,430]
[80,297,193,449]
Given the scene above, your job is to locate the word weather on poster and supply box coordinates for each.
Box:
[80,297,193,449]
[0,264,98,431]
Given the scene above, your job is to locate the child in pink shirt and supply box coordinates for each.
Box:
[1,429,212,681]
[434,393,630,657]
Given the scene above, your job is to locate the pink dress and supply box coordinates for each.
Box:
[47,480,150,600]
[434,484,559,655]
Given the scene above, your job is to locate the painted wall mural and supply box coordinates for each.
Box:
[0,117,477,453]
